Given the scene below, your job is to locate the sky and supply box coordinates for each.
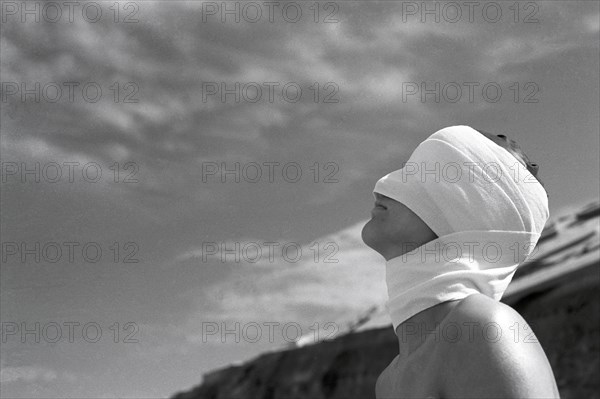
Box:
[1,1,599,397]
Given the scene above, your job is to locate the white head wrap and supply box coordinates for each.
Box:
[374,125,549,332]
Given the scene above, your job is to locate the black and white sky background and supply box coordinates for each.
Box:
[1,1,599,397]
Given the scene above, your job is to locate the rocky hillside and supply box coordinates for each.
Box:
[173,201,600,399]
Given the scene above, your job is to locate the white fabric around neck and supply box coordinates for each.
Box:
[385,230,540,331]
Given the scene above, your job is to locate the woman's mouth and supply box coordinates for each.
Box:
[374,201,387,210]
[371,202,387,217]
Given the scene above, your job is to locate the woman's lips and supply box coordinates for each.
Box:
[371,204,387,217]
[374,202,387,210]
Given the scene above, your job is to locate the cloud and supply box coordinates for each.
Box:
[176,221,390,345]
[0,364,58,384]
[583,13,600,32]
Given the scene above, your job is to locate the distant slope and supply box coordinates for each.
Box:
[173,201,600,399]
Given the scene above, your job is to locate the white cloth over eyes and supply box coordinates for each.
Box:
[374,125,549,332]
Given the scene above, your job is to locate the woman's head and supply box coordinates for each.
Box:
[362,126,549,259]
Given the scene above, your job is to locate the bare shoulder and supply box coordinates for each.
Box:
[439,294,560,398]
[448,292,524,327]
[441,293,529,361]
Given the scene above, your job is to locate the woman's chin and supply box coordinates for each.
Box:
[361,219,376,249]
